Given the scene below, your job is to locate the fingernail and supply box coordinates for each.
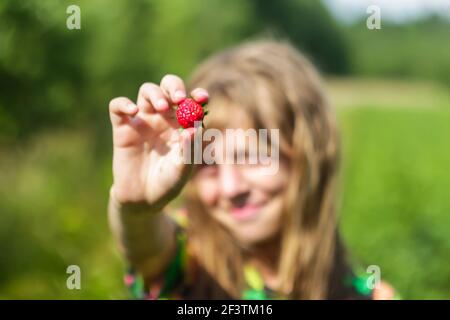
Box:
[196,92,209,103]
[127,104,138,113]
[157,98,168,110]
[174,90,186,102]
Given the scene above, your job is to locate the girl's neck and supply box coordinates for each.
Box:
[246,234,281,290]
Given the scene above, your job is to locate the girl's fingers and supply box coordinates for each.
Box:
[109,97,138,126]
[160,74,186,104]
[190,88,209,104]
[137,83,170,113]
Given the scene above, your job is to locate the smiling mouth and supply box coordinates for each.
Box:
[230,203,262,220]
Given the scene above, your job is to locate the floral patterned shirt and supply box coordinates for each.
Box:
[124,209,398,300]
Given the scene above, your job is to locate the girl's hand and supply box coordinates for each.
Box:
[109,74,208,211]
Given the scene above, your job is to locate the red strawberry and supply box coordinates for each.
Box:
[176,98,206,129]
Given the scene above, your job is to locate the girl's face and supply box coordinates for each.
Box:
[193,110,290,247]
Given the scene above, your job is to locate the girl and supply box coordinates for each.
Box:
[108,40,395,299]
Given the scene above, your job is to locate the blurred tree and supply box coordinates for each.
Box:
[249,0,350,74]
[0,1,86,140]
[345,15,450,86]
[0,0,350,140]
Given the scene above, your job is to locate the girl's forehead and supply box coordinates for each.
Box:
[204,100,256,131]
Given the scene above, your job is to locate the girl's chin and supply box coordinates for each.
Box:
[234,230,277,247]
[230,220,280,245]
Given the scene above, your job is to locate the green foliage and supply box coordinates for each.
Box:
[345,16,450,86]
[248,0,350,73]
[0,0,350,140]
[0,130,125,298]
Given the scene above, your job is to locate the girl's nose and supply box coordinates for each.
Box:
[218,164,249,199]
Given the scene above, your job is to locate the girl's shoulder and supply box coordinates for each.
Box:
[348,272,399,300]
[373,281,397,300]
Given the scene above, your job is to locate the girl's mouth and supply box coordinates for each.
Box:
[230,203,262,221]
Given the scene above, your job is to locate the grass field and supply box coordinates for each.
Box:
[0,78,449,299]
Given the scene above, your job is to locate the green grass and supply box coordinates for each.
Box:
[0,130,126,299]
[338,106,450,299]
[0,79,449,299]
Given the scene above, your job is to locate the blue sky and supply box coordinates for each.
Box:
[322,0,450,23]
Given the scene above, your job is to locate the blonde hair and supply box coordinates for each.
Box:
[184,40,348,299]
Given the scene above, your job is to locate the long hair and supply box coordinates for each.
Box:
[183,40,350,299]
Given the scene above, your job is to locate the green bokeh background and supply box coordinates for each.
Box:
[0,0,449,299]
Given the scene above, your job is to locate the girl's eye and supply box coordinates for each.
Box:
[235,149,259,166]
